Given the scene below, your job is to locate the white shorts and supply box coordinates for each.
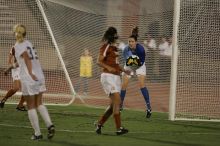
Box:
[11,68,20,81]
[122,62,146,77]
[21,79,46,96]
[100,73,121,95]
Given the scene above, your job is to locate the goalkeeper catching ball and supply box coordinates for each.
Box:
[125,55,141,70]
[120,27,152,118]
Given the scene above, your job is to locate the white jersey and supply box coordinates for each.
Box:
[14,40,44,81]
[144,39,157,50]
[158,41,169,56]
[14,40,46,95]
[11,67,20,81]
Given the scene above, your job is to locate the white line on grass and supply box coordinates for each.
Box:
[0,123,220,136]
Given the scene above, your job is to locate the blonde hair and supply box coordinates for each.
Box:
[13,24,26,37]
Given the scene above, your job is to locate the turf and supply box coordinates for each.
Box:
[0,104,220,146]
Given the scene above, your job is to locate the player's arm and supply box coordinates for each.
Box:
[8,47,16,65]
[3,63,19,76]
[22,51,38,81]
[8,53,13,65]
[123,46,130,62]
[4,48,17,75]
[138,45,146,66]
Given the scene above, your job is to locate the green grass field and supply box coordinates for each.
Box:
[0,104,220,146]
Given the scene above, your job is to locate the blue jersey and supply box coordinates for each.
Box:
[122,43,145,66]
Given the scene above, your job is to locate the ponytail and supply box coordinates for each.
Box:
[129,26,139,41]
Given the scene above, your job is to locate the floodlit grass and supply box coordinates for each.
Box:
[0,104,220,146]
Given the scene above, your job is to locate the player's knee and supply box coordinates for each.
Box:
[121,84,128,90]
[138,81,145,88]
[113,98,121,105]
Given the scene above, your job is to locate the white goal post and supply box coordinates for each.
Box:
[36,0,85,105]
[169,0,180,121]
[169,0,220,122]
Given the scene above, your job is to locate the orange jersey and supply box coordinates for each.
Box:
[99,44,121,75]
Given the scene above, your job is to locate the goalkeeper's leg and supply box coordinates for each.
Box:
[120,74,130,110]
[137,75,152,118]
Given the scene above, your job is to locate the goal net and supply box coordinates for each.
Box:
[170,0,220,121]
[0,0,174,110]
[0,0,76,105]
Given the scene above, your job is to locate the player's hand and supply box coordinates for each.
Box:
[126,58,134,66]
[123,69,131,75]
[107,66,116,73]
[30,73,38,81]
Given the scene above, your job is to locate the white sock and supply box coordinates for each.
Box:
[28,109,41,136]
[37,104,52,127]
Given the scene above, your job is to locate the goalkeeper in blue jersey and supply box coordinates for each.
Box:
[121,27,152,118]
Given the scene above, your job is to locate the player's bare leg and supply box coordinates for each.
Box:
[16,96,27,111]
[95,104,113,134]
[111,93,128,135]
[0,80,26,110]
[1,79,19,102]
[0,89,17,105]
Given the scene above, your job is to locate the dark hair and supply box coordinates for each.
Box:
[129,26,139,41]
[102,27,118,44]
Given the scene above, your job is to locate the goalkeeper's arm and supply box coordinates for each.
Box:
[136,44,146,66]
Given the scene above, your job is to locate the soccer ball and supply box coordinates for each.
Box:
[126,55,141,67]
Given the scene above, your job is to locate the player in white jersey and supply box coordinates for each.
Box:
[13,24,55,140]
[0,47,26,111]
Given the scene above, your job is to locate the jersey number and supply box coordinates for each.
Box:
[27,47,38,60]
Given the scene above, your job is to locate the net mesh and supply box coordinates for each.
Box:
[0,0,73,105]
[175,0,220,120]
[0,0,174,111]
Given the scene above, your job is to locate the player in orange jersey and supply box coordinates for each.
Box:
[95,27,130,135]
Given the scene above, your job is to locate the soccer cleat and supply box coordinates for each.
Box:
[116,127,128,135]
[119,106,123,112]
[119,104,123,112]
[94,122,102,134]
[16,106,27,111]
[47,125,55,139]
[146,109,152,118]
[31,134,43,140]
[0,101,5,108]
